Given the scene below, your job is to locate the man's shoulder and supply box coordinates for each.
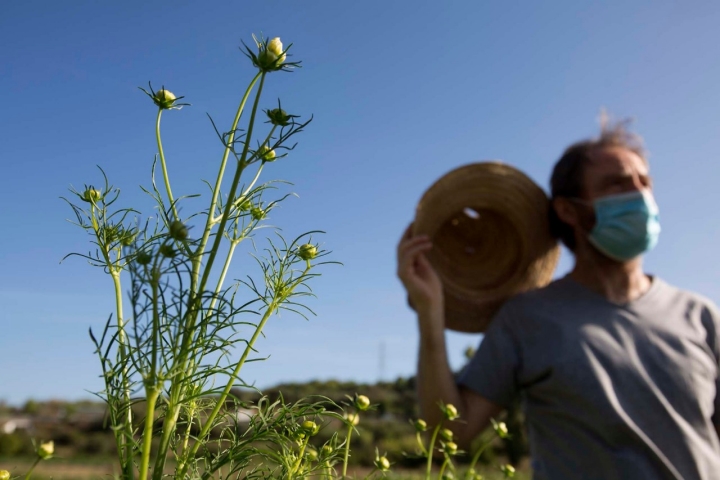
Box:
[503,275,577,309]
[489,276,578,330]
[654,278,720,317]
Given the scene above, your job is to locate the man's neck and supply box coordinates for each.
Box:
[570,243,652,304]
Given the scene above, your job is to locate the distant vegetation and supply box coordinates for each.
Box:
[0,376,528,469]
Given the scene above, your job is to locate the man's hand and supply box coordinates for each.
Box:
[398,224,502,447]
[396,224,444,325]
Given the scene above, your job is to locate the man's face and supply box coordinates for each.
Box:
[564,146,654,246]
[581,146,652,201]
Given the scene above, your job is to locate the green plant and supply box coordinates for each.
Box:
[56,34,344,480]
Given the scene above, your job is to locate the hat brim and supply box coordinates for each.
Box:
[412,162,560,333]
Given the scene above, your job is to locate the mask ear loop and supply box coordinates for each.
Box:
[564,197,597,237]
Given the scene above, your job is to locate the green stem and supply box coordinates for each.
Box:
[150,406,180,480]
[150,264,161,387]
[416,432,428,456]
[192,71,262,288]
[177,297,277,478]
[465,435,495,480]
[138,263,164,480]
[342,422,353,479]
[438,458,449,480]
[23,457,41,480]
[425,423,442,480]
[176,73,267,383]
[138,390,160,480]
[172,75,269,459]
[156,108,178,221]
[289,435,310,479]
[212,240,239,301]
[111,271,134,480]
[229,162,265,215]
[178,403,196,469]
[196,72,266,301]
[159,74,266,477]
[226,123,275,217]
[92,202,133,478]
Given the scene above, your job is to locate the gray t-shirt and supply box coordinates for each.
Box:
[457,275,720,480]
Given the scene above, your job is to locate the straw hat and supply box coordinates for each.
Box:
[412,162,560,333]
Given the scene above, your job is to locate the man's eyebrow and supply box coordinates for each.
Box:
[598,173,631,184]
[598,171,651,186]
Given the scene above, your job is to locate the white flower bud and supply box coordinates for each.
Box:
[38,440,54,459]
[267,37,283,56]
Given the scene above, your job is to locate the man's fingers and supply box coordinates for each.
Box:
[397,223,429,252]
[397,242,433,279]
[397,234,431,260]
[416,252,433,271]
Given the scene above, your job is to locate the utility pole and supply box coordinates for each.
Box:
[378,340,386,383]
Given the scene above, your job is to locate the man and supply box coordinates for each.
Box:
[396,124,720,479]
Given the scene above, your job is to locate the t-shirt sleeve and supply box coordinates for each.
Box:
[456,306,520,408]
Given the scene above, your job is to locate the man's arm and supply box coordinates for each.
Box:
[397,224,504,447]
[416,306,503,449]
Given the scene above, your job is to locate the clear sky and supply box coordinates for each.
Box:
[1,1,719,406]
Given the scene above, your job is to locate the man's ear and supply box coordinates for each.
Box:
[553,197,579,228]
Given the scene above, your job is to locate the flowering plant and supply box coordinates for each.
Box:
[58,35,347,480]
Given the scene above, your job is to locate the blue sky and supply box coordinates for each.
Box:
[1,1,719,405]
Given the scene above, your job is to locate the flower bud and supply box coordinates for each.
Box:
[82,188,102,203]
[345,412,359,426]
[38,440,54,459]
[254,37,287,71]
[413,419,427,432]
[442,473,455,480]
[267,37,283,56]
[500,465,516,478]
[266,108,291,126]
[169,220,188,241]
[494,421,509,439]
[136,251,153,265]
[154,89,177,109]
[305,447,318,461]
[443,441,458,456]
[355,394,371,411]
[439,428,453,442]
[121,229,137,247]
[0,470,10,480]
[464,346,476,360]
[443,403,459,420]
[103,225,120,244]
[374,455,390,472]
[237,197,252,211]
[321,444,333,456]
[467,469,483,480]
[297,244,317,261]
[301,420,319,436]
[257,145,276,162]
[250,207,266,221]
[159,244,176,258]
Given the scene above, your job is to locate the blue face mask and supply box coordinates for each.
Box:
[584,190,661,261]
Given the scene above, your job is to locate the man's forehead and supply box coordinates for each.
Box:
[586,146,649,175]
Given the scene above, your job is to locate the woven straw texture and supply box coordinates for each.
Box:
[413,162,560,332]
